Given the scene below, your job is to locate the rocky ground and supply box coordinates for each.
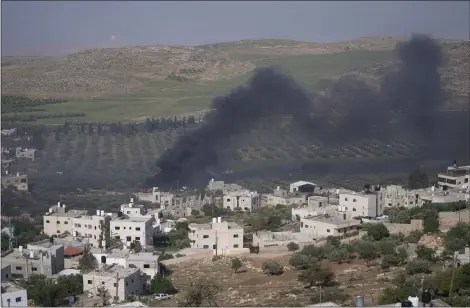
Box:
[150,252,403,307]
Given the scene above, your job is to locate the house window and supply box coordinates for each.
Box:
[353,199,356,202]
[57,230,60,233]
[203,235,209,238]
[16,297,22,303]
[233,234,239,238]
[203,245,209,249]
[115,227,120,230]
[115,236,120,240]
[233,244,239,248]
[327,229,330,233]
[56,221,60,224]
[226,198,231,202]
[46,220,50,223]
[88,280,92,284]
[126,282,128,286]
[64,221,68,224]
[126,236,131,241]
[135,237,140,241]
[16,266,22,270]
[32,267,38,271]
[127,211,131,214]
[301,222,304,227]
[345,198,348,201]
[102,281,105,285]
[136,227,141,231]
[114,283,117,287]
[129,227,132,230]
[353,208,356,211]
[143,264,150,268]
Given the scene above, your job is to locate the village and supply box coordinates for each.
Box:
[1,152,469,307]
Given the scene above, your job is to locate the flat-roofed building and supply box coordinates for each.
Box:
[338,190,384,218]
[15,147,36,161]
[223,190,260,212]
[43,202,108,247]
[1,280,28,307]
[91,248,160,277]
[188,217,243,255]
[135,187,174,208]
[438,163,470,189]
[1,172,28,191]
[110,215,155,249]
[82,265,146,302]
[300,214,361,239]
[2,244,64,278]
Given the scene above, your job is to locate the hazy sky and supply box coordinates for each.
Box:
[2,1,469,56]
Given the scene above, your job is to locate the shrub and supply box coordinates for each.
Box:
[287,242,300,251]
[231,258,242,273]
[381,254,400,270]
[289,253,315,270]
[262,260,283,275]
[405,259,431,275]
[366,223,390,241]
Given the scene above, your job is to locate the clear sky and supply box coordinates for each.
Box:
[2,1,469,56]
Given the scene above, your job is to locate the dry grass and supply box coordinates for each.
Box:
[152,253,402,307]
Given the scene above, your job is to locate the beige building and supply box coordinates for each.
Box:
[135,187,174,208]
[253,231,315,248]
[83,265,146,302]
[91,249,160,277]
[1,172,28,191]
[438,164,470,189]
[188,217,243,254]
[1,244,64,278]
[43,203,107,247]
[338,190,384,218]
[110,216,155,249]
[223,190,260,211]
[300,215,361,239]
[15,148,36,161]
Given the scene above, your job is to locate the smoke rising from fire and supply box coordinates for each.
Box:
[147,34,446,188]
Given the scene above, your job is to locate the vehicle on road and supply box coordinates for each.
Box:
[154,293,171,300]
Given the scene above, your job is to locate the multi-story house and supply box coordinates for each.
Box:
[1,265,28,307]
[223,189,260,212]
[188,217,243,254]
[1,172,28,191]
[438,163,470,189]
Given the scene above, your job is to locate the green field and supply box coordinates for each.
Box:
[6,50,394,124]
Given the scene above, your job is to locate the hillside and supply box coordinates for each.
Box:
[1,37,469,124]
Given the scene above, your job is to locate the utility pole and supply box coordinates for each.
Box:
[319,285,322,304]
[114,272,119,303]
[8,218,13,250]
[449,254,457,299]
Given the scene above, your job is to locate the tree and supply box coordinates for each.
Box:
[31,131,45,150]
[27,274,67,307]
[416,245,435,262]
[231,258,243,273]
[408,170,429,189]
[97,286,111,306]
[181,277,220,307]
[366,223,390,241]
[262,260,283,275]
[381,254,400,270]
[287,242,300,252]
[357,241,378,266]
[289,253,316,270]
[444,222,470,252]
[326,236,341,247]
[191,209,200,216]
[405,259,431,275]
[378,239,397,256]
[397,247,409,264]
[298,263,334,287]
[130,241,142,253]
[78,245,98,272]
[56,274,83,296]
[150,274,176,294]
[327,248,350,264]
[423,210,439,233]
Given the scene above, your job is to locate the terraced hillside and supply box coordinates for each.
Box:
[2,37,468,123]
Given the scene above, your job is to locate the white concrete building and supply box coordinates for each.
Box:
[83,265,146,302]
[438,164,470,189]
[289,181,316,193]
[1,281,28,307]
[110,215,155,249]
[91,249,160,278]
[338,191,384,218]
[188,217,243,255]
[135,187,174,208]
[43,203,109,247]
[223,190,260,211]
[300,214,361,239]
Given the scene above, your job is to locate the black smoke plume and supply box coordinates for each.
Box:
[147,34,446,189]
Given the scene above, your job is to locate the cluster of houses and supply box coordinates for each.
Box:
[1,163,469,305]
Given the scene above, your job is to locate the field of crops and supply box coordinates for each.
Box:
[28,123,428,191]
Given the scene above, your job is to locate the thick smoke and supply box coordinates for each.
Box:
[147,34,445,188]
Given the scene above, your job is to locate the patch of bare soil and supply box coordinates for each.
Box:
[157,254,401,307]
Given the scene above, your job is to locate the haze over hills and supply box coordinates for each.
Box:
[2,36,469,116]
